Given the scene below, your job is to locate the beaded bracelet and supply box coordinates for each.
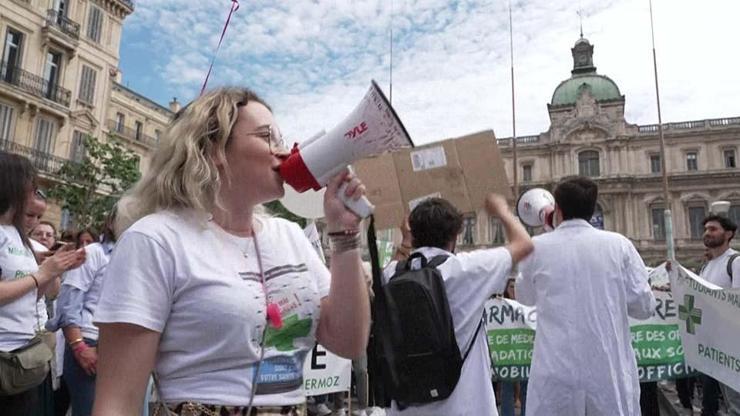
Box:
[330,233,361,253]
[327,229,360,237]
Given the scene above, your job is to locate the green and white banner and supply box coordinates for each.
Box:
[485,265,693,382]
[483,297,536,381]
[376,240,395,268]
[670,264,740,391]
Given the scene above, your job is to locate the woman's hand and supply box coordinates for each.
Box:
[323,169,366,233]
[38,246,86,282]
[74,345,98,376]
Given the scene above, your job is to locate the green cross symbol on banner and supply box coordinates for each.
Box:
[678,294,702,335]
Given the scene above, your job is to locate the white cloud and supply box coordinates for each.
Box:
[122,0,740,145]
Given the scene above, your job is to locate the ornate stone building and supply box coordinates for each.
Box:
[493,37,740,266]
[0,0,174,227]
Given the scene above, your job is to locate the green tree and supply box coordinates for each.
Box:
[48,135,140,230]
[263,200,307,228]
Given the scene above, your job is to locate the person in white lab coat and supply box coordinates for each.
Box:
[516,176,656,416]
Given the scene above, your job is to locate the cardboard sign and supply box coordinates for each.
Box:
[354,130,511,229]
[303,344,352,396]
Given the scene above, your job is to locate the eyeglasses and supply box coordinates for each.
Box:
[35,189,47,200]
[245,125,287,154]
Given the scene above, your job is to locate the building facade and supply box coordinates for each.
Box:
[491,37,740,266]
[0,0,173,226]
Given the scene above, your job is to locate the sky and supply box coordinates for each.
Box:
[119,0,740,145]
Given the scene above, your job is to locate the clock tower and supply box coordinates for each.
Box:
[571,36,596,75]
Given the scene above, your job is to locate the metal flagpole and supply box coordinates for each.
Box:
[389,0,394,104]
[649,0,675,260]
[509,0,519,198]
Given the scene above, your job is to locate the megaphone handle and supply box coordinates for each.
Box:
[337,181,375,218]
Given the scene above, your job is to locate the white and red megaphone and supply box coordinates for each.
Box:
[516,188,556,231]
[279,80,414,218]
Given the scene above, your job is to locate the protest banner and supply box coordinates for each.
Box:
[483,297,536,381]
[376,239,395,268]
[670,264,740,391]
[303,344,352,396]
[486,265,693,382]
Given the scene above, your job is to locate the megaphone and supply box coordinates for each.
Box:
[516,188,556,231]
[279,80,414,218]
[710,200,731,215]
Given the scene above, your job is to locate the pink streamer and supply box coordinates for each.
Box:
[200,0,240,95]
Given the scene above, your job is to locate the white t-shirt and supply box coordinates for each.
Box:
[94,211,331,406]
[62,241,113,340]
[0,225,40,351]
[383,246,513,416]
[701,248,740,289]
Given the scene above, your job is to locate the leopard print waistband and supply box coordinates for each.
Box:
[155,401,306,416]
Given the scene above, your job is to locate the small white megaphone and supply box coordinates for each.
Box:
[710,200,731,215]
[516,188,556,231]
[279,80,414,218]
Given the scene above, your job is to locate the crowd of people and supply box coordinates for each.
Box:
[1,85,738,416]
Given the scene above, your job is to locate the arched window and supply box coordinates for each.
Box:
[650,204,665,241]
[687,203,707,240]
[461,214,476,246]
[729,203,740,225]
[578,150,600,177]
[489,217,504,245]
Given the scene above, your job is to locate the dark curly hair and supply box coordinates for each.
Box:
[409,198,463,250]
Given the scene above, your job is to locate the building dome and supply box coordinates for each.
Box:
[551,74,622,106]
[550,37,623,106]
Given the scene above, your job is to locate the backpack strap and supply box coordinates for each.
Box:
[728,253,739,282]
[462,316,484,362]
[396,252,425,274]
[394,253,448,274]
[426,255,449,269]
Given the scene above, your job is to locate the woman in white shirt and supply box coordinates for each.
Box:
[0,152,85,415]
[46,214,116,416]
[93,88,370,416]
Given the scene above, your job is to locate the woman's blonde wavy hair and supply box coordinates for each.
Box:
[115,87,270,234]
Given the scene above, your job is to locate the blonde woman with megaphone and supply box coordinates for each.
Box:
[92,88,370,416]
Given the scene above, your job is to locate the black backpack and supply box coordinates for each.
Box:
[700,253,739,283]
[374,252,482,408]
[728,253,739,282]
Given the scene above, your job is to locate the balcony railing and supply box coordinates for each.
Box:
[107,119,159,148]
[497,135,540,146]
[708,117,740,127]
[0,61,71,107]
[638,117,740,134]
[118,0,135,10]
[0,139,70,175]
[46,9,80,39]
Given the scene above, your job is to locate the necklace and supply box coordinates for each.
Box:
[212,218,255,258]
[232,236,251,258]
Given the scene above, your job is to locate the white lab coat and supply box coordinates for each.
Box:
[516,219,655,416]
